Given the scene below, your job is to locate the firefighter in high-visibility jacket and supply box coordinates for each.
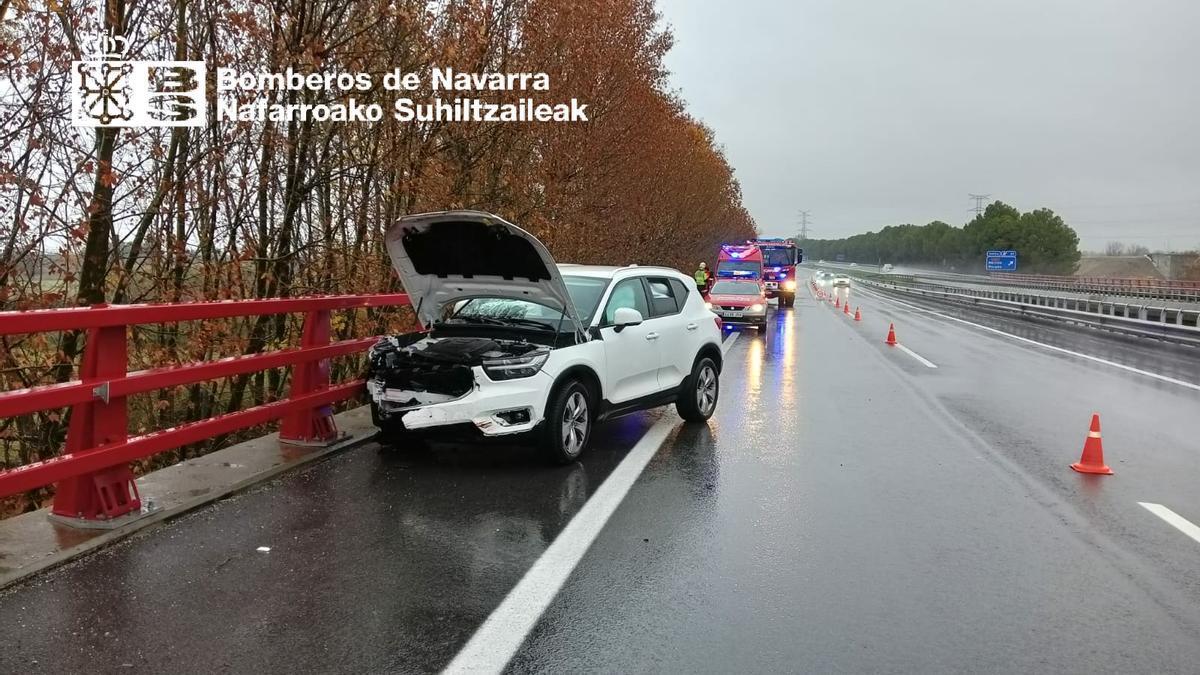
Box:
[693,262,712,292]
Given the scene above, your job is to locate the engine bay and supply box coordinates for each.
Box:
[368,334,545,407]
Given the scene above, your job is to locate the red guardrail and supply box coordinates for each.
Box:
[0,294,408,525]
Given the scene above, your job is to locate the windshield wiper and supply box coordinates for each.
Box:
[449,316,509,326]
[493,317,557,331]
[451,315,555,332]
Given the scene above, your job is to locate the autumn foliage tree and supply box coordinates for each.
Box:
[0,0,756,505]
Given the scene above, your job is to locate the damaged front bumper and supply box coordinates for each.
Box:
[367,367,553,436]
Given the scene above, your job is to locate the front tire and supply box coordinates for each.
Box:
[372,402,426,451]
[541,380,592,464]
[677,357,719,423]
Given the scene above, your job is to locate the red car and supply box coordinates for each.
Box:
[704,279,768,331]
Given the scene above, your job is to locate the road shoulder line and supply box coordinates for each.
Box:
[721,331,740,355]
[444,332,738,672]
[442,415,677,674]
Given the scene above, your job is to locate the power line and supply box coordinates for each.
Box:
[796,210,811,240]
[968,193,990,216]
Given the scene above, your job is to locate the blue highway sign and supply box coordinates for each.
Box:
[986,250,1017,271]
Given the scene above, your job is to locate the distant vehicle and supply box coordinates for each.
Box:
[704,279,768,331]
[881,263,894,273]
[716,244,764,281]
[748,238,801,308]
[818,259,825,264]
[833,274,851,287]
[849,262,858,267]
[815,271,835,285]
[367,211,724,463]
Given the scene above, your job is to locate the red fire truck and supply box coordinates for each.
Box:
[716,244,764,282]
[748,238,802,307]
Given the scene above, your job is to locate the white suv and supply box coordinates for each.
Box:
[366,211,725,463]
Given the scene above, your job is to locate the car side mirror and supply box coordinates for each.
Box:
[612,307,643,333]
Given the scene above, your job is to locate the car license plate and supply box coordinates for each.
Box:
[765,282,777,289]
[723,311,743,318]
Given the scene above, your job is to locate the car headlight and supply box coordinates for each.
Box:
[783,280,797,291]
[483,351,549,381]
[748,303,764,312]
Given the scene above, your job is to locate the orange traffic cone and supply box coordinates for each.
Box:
[844,300,851,315]
[885,323,897,345]
[854,307,862,321]
[1070,414,1113,475]
[834,296,841,308]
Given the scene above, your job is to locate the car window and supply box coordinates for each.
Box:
[562,275,609,325]
[668,279,691,308]
[645,277,680,317]
[601,278,650,326]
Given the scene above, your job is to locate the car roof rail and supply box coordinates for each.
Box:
[622,264,682,273]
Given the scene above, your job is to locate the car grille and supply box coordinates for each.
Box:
[720,305,744,311]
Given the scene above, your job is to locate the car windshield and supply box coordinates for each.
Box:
[762,248,795,267]
[445,297,566,331]
[710,281,760,296]
[561,275,608,325]
[717,261,761,277]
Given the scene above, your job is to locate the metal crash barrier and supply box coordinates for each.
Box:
[859,278,1200,346]
[985,272,1200,302]
[0,294,408,527]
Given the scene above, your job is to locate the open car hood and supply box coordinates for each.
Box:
[385,211,583,332]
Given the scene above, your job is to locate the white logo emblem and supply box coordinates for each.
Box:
[71,33,206,128]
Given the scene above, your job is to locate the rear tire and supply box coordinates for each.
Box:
[541,380,592,464]
[676,356,719,423]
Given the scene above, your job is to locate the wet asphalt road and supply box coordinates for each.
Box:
[2,281,1200,673]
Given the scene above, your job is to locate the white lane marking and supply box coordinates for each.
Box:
[447,333,737,672]
[857,286,1200,393]
[721,331,740,355]
[1138,503,1200,545]
[444,417,678,674]
[896,344,938,368]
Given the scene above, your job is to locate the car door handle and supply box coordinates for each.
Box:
[645,332,660,340]
[686,323,698,331]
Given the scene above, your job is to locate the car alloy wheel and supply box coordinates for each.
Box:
[561,390,589,457]
[696,364,717,416]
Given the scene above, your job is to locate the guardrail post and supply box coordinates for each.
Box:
[280,308,339,445]
[50,317,142,526]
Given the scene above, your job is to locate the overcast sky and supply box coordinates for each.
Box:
[657,0,1200,251]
